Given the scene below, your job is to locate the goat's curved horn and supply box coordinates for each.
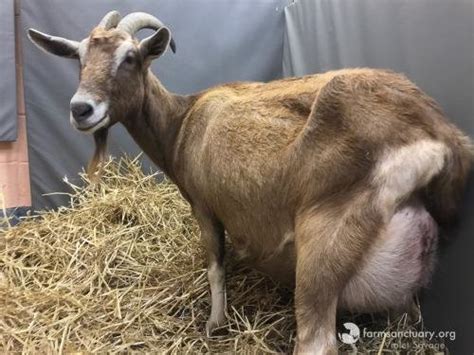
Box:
[117,12,176,53]
[98,11,121,30]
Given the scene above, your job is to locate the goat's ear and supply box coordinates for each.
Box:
[139,27,175,60]
[27,29,79,58]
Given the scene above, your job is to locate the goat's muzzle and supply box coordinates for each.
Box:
[70,94,110,133]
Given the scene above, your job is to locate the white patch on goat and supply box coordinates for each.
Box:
[69,92,110,134]
[374,140,449,214]
[277,231,294,253]
[78,39,89,64]
[112,41,134,76]
[298,328,336,355]
[206,262,226,332]
[262,231,294,262]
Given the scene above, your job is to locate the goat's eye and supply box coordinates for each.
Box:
[124,53,135,65]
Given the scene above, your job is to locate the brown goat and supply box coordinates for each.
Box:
[28,11,472,354]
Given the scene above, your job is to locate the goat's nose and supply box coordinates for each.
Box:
[70,102,94,122]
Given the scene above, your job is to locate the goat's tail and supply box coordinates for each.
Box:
[423,130,473,225]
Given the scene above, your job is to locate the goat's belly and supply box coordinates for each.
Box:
[252,244,297,286]
[339,203,438,312]
[229,202,437,309]
[231,232,297,286]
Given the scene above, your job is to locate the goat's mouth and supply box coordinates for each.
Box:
[75,114,110,133]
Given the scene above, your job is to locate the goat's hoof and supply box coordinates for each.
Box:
[205,318,225,337]
[205,320,218,337]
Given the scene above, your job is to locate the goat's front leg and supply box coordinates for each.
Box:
[194,208,226,336]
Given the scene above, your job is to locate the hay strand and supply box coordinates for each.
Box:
[0,157,447,353]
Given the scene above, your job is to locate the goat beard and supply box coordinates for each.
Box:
[87,128,108,184]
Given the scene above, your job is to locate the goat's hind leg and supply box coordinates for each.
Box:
[294,194,381,354]
[194,208,226,336]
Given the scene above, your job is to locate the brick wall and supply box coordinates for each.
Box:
[0,2,31,209]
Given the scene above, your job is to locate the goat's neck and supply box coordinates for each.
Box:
[123,70,192,183]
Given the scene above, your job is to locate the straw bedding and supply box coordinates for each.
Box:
[0,157,446,354]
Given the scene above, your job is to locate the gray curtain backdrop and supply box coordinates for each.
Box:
[284,0,473,353]
[21,0,289,209]
[19,0,474,352]
[0,0,17,141]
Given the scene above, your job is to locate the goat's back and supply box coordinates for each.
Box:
[173,68,471,269]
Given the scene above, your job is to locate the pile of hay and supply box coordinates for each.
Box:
[0,157,446,353]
